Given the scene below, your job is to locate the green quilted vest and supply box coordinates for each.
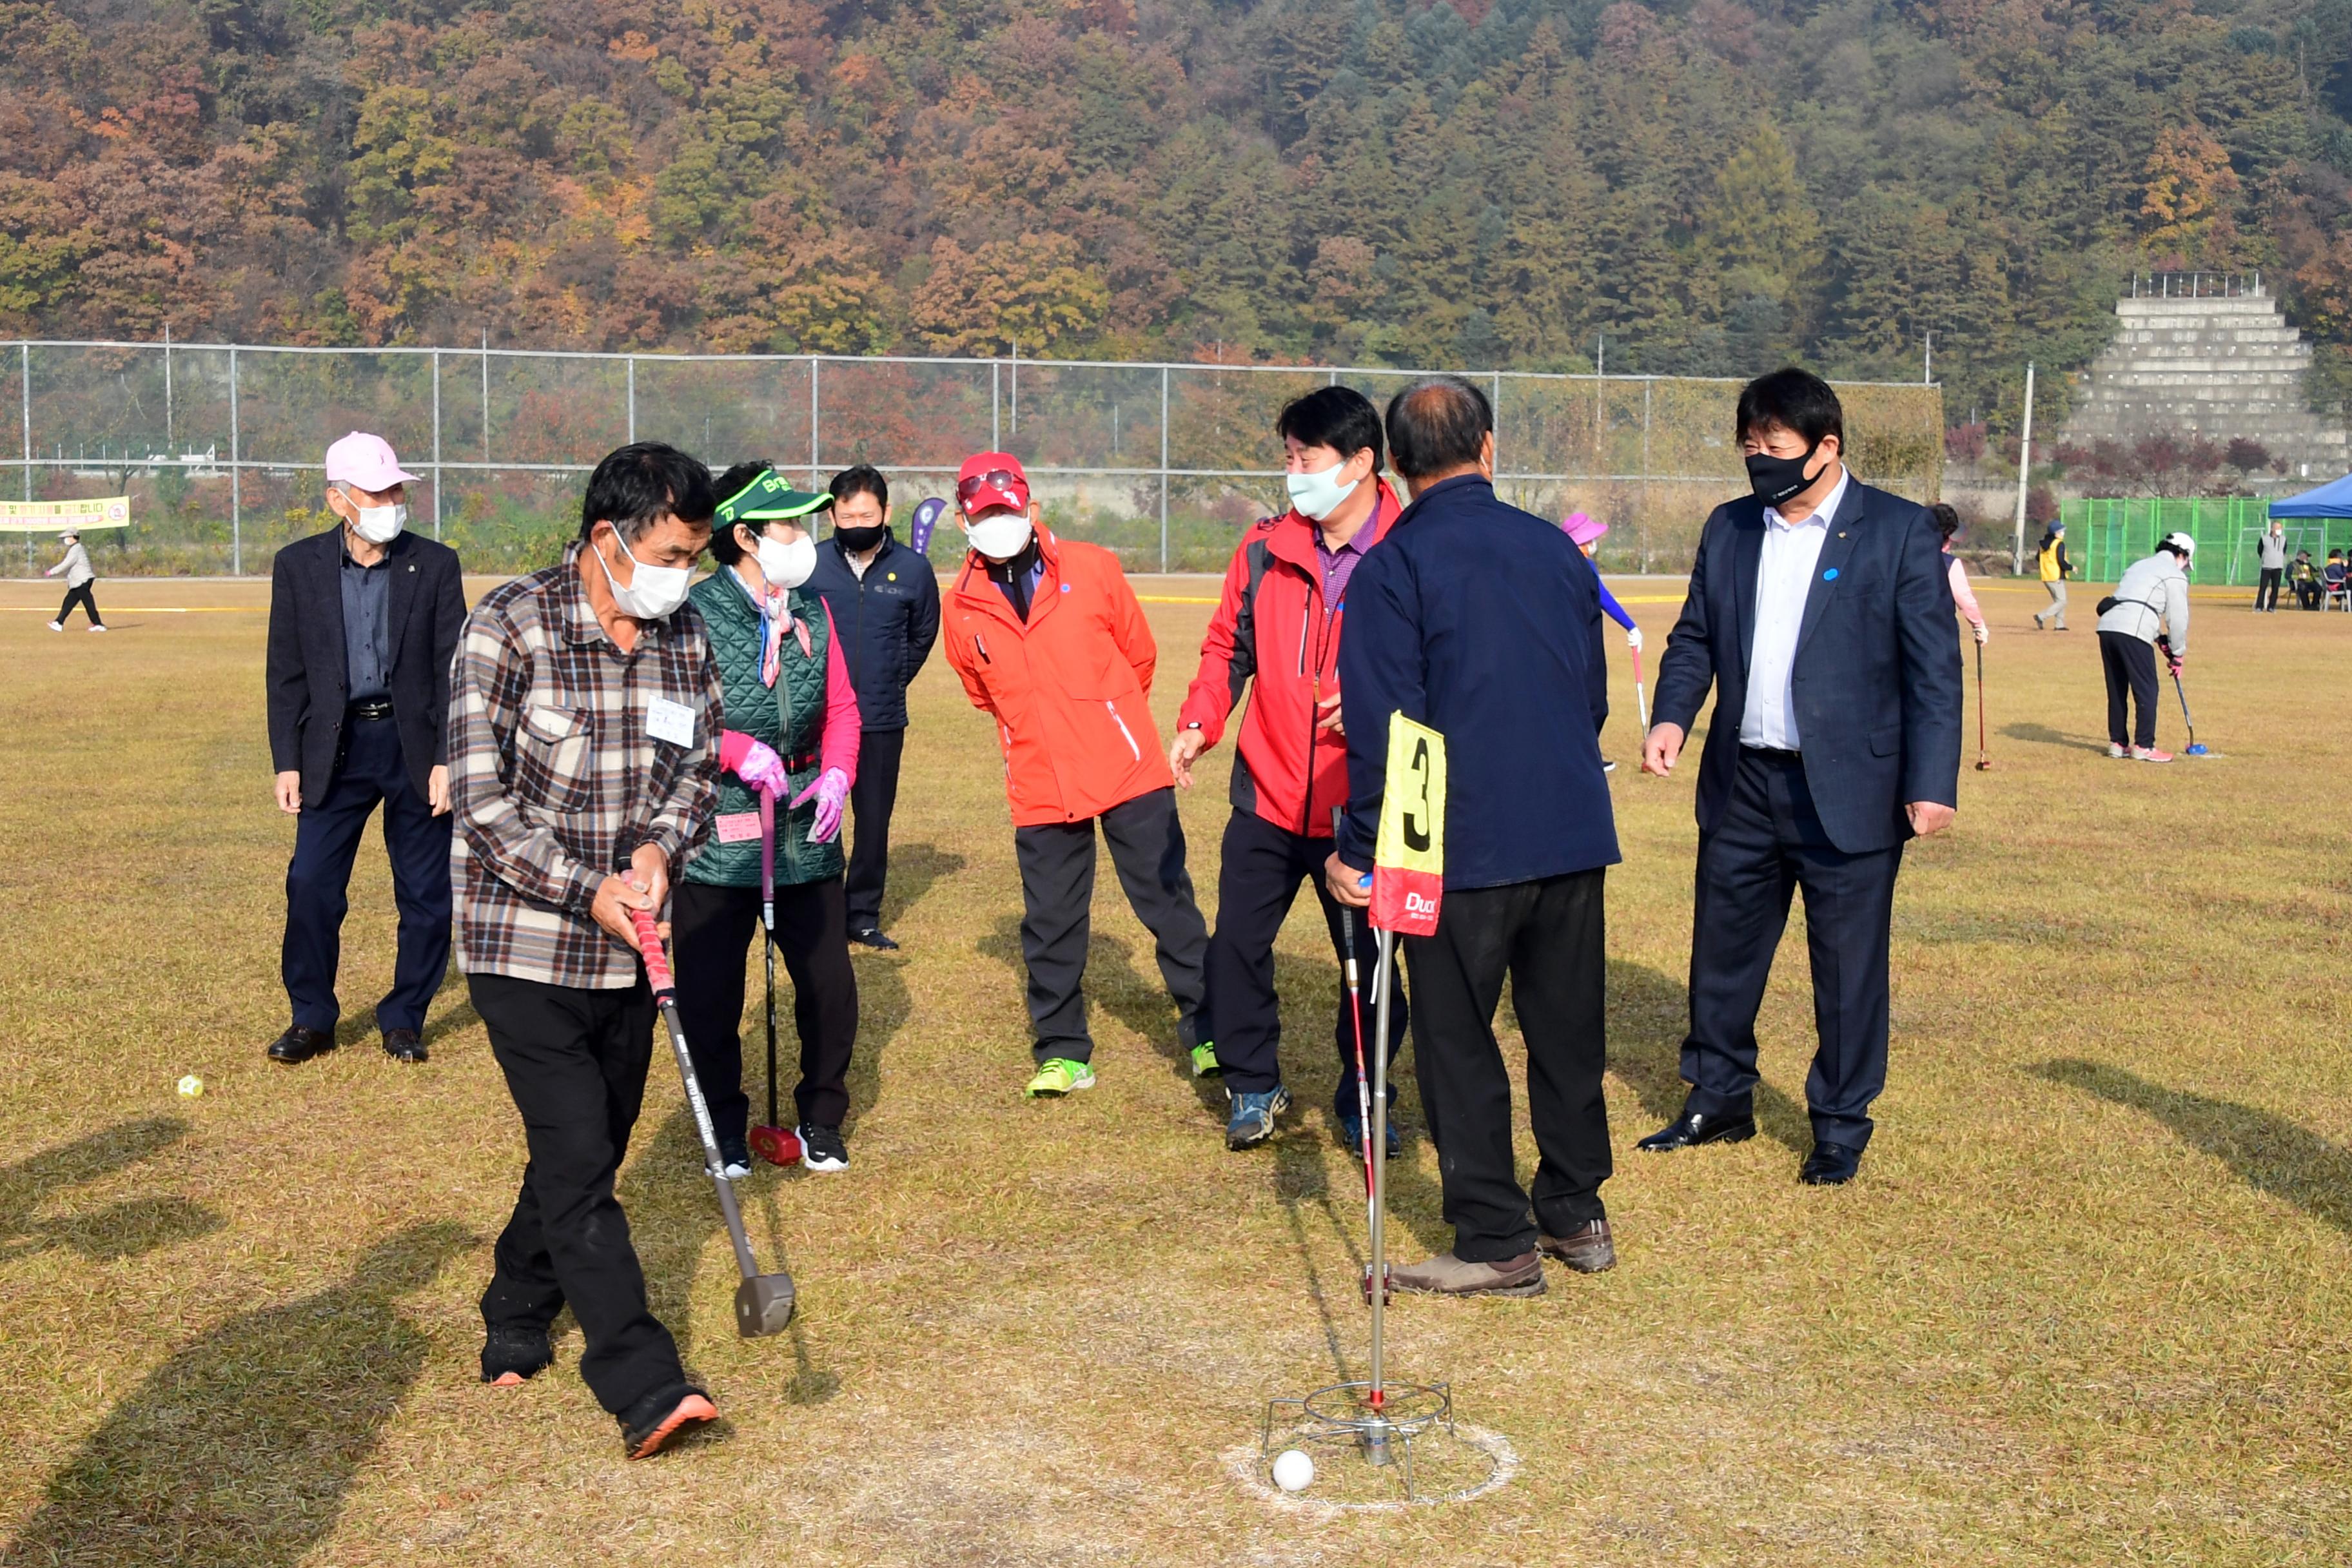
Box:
[681,569,843,888]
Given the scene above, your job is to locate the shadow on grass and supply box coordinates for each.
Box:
[877,841,966,932]
[2034,1058,2352,1236]
[326,963,474,1055]
[0,1116,223,1264]
[843,946,909,1135]
[3,1220,473,1568]
[2001,720,2112,755]
[1605,959,1810,1157]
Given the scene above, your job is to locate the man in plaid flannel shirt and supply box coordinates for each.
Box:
[449,442,729,1460]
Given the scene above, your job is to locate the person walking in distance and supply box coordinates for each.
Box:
[2097,531,2193,763]
[1640,369,1963,1186]
[672,466,863,1178]
[1327,376,1622,1295]
[806,464,940,951]
[450,442,726,1458]
[44,531,104,631]
[1173,386,1409,1152]
[263,432,465,1066]
[1932,504,1990,648]
[938,453,1211,1100]
[2253,519,2288,613]
[2032,520,2073,630]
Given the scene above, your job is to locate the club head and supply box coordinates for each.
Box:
[734,1272,796,1337]
[2186,743,2211,756]
[1975,759,1993,770]
[750,1124,803,1166]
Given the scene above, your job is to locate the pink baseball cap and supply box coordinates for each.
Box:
[1562,511,1608,546]
[324,430,420,491]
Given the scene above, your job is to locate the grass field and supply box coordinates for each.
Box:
[2,571,2348,1566]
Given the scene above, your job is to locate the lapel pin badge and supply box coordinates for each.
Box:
[1823,567,1839,580]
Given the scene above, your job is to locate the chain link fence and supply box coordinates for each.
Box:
[3,341,1943,576]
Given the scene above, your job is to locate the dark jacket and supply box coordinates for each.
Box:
[266,527,466,805]
[1651,478,1962,855]
[805,532,941,730]
[1335,474,1619,890]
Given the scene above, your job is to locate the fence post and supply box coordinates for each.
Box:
[431,348,442,540]
[19,340,28,573]
[1157,366,1166,576]
[992,360,1001,451]
[163,322,173,456]
[229,344,241,575]
[626,354,636,445]
[1640,378,1652,554]
[808,358,819,485]
[480,331,490,463]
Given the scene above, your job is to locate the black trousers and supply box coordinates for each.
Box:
[2099,630,2159,749]
[1681,749,1902,1152]
[1011,787,1208,1064]
[671,875,858,1137]
[55,582,101,625]
[845,727,905,932]
[280,712,453,1035]
[1404,870,1610,1261]
[2257,567,2283,611]
[471,972,688,1419]
[1206,808,1404,1114]
[2297,577,2322,609]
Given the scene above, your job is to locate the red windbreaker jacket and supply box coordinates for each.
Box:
[1175,483,1401,839]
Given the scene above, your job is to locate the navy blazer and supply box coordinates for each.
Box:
[1335,474,1620,890]
[805,531,941,731]
[1650,477,1962,854]
[265,527,466,805]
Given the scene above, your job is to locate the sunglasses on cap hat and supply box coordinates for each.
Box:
[957,470,1027,504]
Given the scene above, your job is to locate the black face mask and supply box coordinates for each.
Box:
[1745,442,1824,509]
[834,523,889,554]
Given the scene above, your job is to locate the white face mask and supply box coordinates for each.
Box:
[1285,460,1359,522]
[592,527,693,620]
[756,533,816,591]
[965,511,1034,562]
[342,496,407,544]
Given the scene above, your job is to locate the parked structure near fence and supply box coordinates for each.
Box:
[6,340,1943,576]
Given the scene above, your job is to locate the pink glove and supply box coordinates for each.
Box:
[718,730,789,796]
[794,767,850,843]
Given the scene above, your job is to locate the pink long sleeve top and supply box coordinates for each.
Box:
[1946,556,1984,632]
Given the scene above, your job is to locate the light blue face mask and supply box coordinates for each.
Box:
[1286,460,1360,522]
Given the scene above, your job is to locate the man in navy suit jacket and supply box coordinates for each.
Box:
[1639,369,1961,1184]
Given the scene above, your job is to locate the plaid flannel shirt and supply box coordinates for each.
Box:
[450,543,723,989]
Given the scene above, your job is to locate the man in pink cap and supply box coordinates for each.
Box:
[263,430,466,1066]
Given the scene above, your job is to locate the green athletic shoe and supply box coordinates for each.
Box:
[1190,1042,1222,1078]
[1024,1057,1097,1098]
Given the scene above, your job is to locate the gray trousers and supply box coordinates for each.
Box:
[2034,580,2068,627]
[1012,787,1208,1064]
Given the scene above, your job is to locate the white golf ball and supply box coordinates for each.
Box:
[177,1075,204,1098]
[1271,1448,1314,1493]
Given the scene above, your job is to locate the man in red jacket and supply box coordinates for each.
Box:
[939,453,1210,1099]
[1173,387,1408,1151]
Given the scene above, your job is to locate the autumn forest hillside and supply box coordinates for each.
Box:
[6,0,2352,427]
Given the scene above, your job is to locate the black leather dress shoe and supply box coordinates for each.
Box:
[848,927,900,952]
[381,1028,428,1064]
[1636,1109,1757,1152]
[1799,1141,1863,1184]
[267,1026,337,1064]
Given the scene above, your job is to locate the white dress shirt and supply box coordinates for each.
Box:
[1740,466,1850,751]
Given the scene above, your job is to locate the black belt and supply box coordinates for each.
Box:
[1741,744,1801,762]
[349,698,395,721]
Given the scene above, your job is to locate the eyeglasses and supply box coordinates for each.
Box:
[957,471,1024,503]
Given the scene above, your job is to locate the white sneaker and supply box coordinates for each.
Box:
[87,623,107,632]
[2107,743,2127,759]
[46,621,62,631]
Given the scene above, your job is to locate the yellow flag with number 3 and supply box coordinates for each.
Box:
[1371,714,1445,936]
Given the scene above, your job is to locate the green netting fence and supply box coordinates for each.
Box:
[2060,497,2352,585]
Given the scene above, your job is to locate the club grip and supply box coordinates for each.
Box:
[631,907,674,999]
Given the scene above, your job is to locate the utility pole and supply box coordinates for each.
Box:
[2011,362,2035,576]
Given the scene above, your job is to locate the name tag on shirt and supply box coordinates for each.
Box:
[714,811,763,843]
[646,696,697,748]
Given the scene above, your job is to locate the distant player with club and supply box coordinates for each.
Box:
[671,464,863,1178]
[939,452,1211,1099]
[2096,531,2192,763]
[44,530,104,631]
[1172,386,1409,1152]
[449,442,726,1458]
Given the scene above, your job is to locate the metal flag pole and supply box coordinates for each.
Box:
[1364,924,1395,1464]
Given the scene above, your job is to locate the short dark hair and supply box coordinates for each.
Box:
[1735,368,1845,451]
[706,461,774,565]
[829,464,888,511]
[580,442,718,543]
[1385,376,1491,480]
[1929,502,1962,542]
[1276,386,1384,474]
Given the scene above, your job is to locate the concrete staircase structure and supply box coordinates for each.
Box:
[2061,282,2351,482]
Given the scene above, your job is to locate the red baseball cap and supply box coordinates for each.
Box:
[956,452,1030,517]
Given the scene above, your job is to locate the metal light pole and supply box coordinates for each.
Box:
[2010,362,2035,576]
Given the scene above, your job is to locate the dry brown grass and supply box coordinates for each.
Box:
[1,573,2348,1565]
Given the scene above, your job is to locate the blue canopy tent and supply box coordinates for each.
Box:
[2269,473,2352,516]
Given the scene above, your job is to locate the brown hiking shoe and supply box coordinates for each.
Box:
[1538,1219,1616,1273]
[1387,1250,1545,1298]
